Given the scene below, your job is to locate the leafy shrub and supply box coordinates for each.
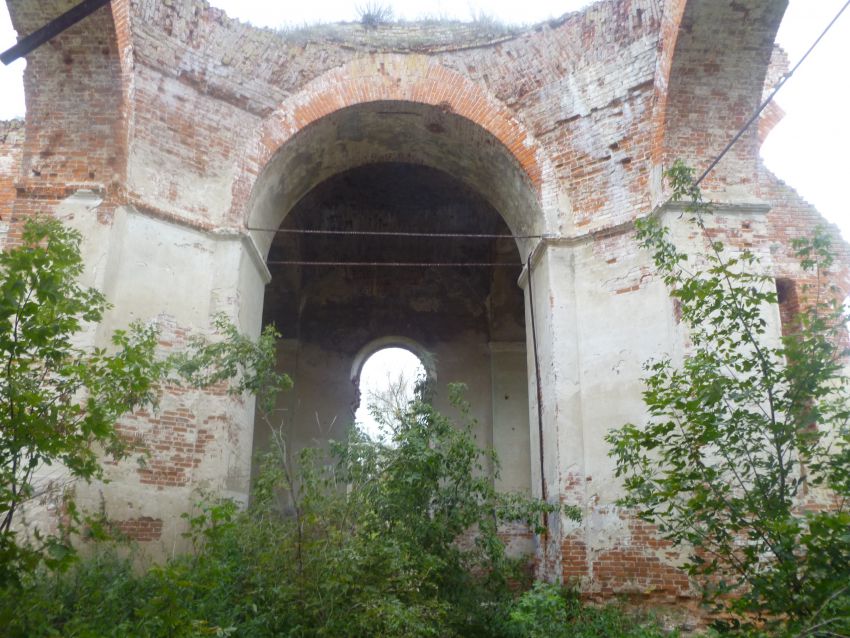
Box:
[0,218,288,588]
[1,388,566,637]
[607,163,850,636]
[0,218,165,586]
[504,582,674,638]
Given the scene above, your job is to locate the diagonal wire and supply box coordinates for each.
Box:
[692,0,850,189]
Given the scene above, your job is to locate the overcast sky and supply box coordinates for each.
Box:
[0,0,847,238]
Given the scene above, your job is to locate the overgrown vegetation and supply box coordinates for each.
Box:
[0,386,599,637]
[6,166,850,636]
[1,560,675,638]
[0,218,285,588]
[0,216,670,638]
[0,219,163,585]
[273,6,521,48]
[0,554,678,637]
[607,163,850,636]
[504,582,674,638]
[356,1,394,28]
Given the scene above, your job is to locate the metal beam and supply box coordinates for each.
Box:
[1,0,112,66]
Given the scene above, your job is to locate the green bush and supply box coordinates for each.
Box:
[0,218,289,587]
[0,218,165,585]
[607,163,850,636]
[504,582,675,638]
[1,389,568,637]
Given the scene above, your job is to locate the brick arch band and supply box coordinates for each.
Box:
[230,54,556,259]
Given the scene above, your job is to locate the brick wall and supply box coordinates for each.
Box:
[5,0,127,244]
[114,516,163,542]
[661,0,787,195]
[108,314,234,492]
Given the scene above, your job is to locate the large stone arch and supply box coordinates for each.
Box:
[238,60,548,521]
[230,54,559,259]
[652,0,788,202]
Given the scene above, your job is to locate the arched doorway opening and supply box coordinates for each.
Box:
[247,99,546,498]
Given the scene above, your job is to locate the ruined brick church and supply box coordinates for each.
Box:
[1,0,845,601]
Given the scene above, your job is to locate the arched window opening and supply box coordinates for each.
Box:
[354,347,426,442]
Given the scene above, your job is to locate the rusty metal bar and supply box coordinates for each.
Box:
[526,254,547,503]
[266,260,521,268]
[1,0,112,65]
[248,226,544,240]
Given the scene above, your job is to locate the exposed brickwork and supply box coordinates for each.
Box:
[593,231,655,294]
[229,55,546,228]
[1,0,793,233]
[760,164,849,276]
[758,46,789,144]
[115,516,163,542]
[7,1,126,184]
[110,315,234,490]
[591,517,691,600]
[560,470,691,600]
[121,408,206,488]
[562,535,590,582]
[4,1,128,245]
[564,512,693,602]
[648,0,686,200]
[661,0,786,195]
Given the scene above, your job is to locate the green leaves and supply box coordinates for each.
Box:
[169,314,291,414]
[503,582,672,638]
[0,218,165,586]
[0,218,290,588]
[128,389,558,637]
[608,163,850,633]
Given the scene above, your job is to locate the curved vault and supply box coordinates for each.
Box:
[246,101,546,261]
